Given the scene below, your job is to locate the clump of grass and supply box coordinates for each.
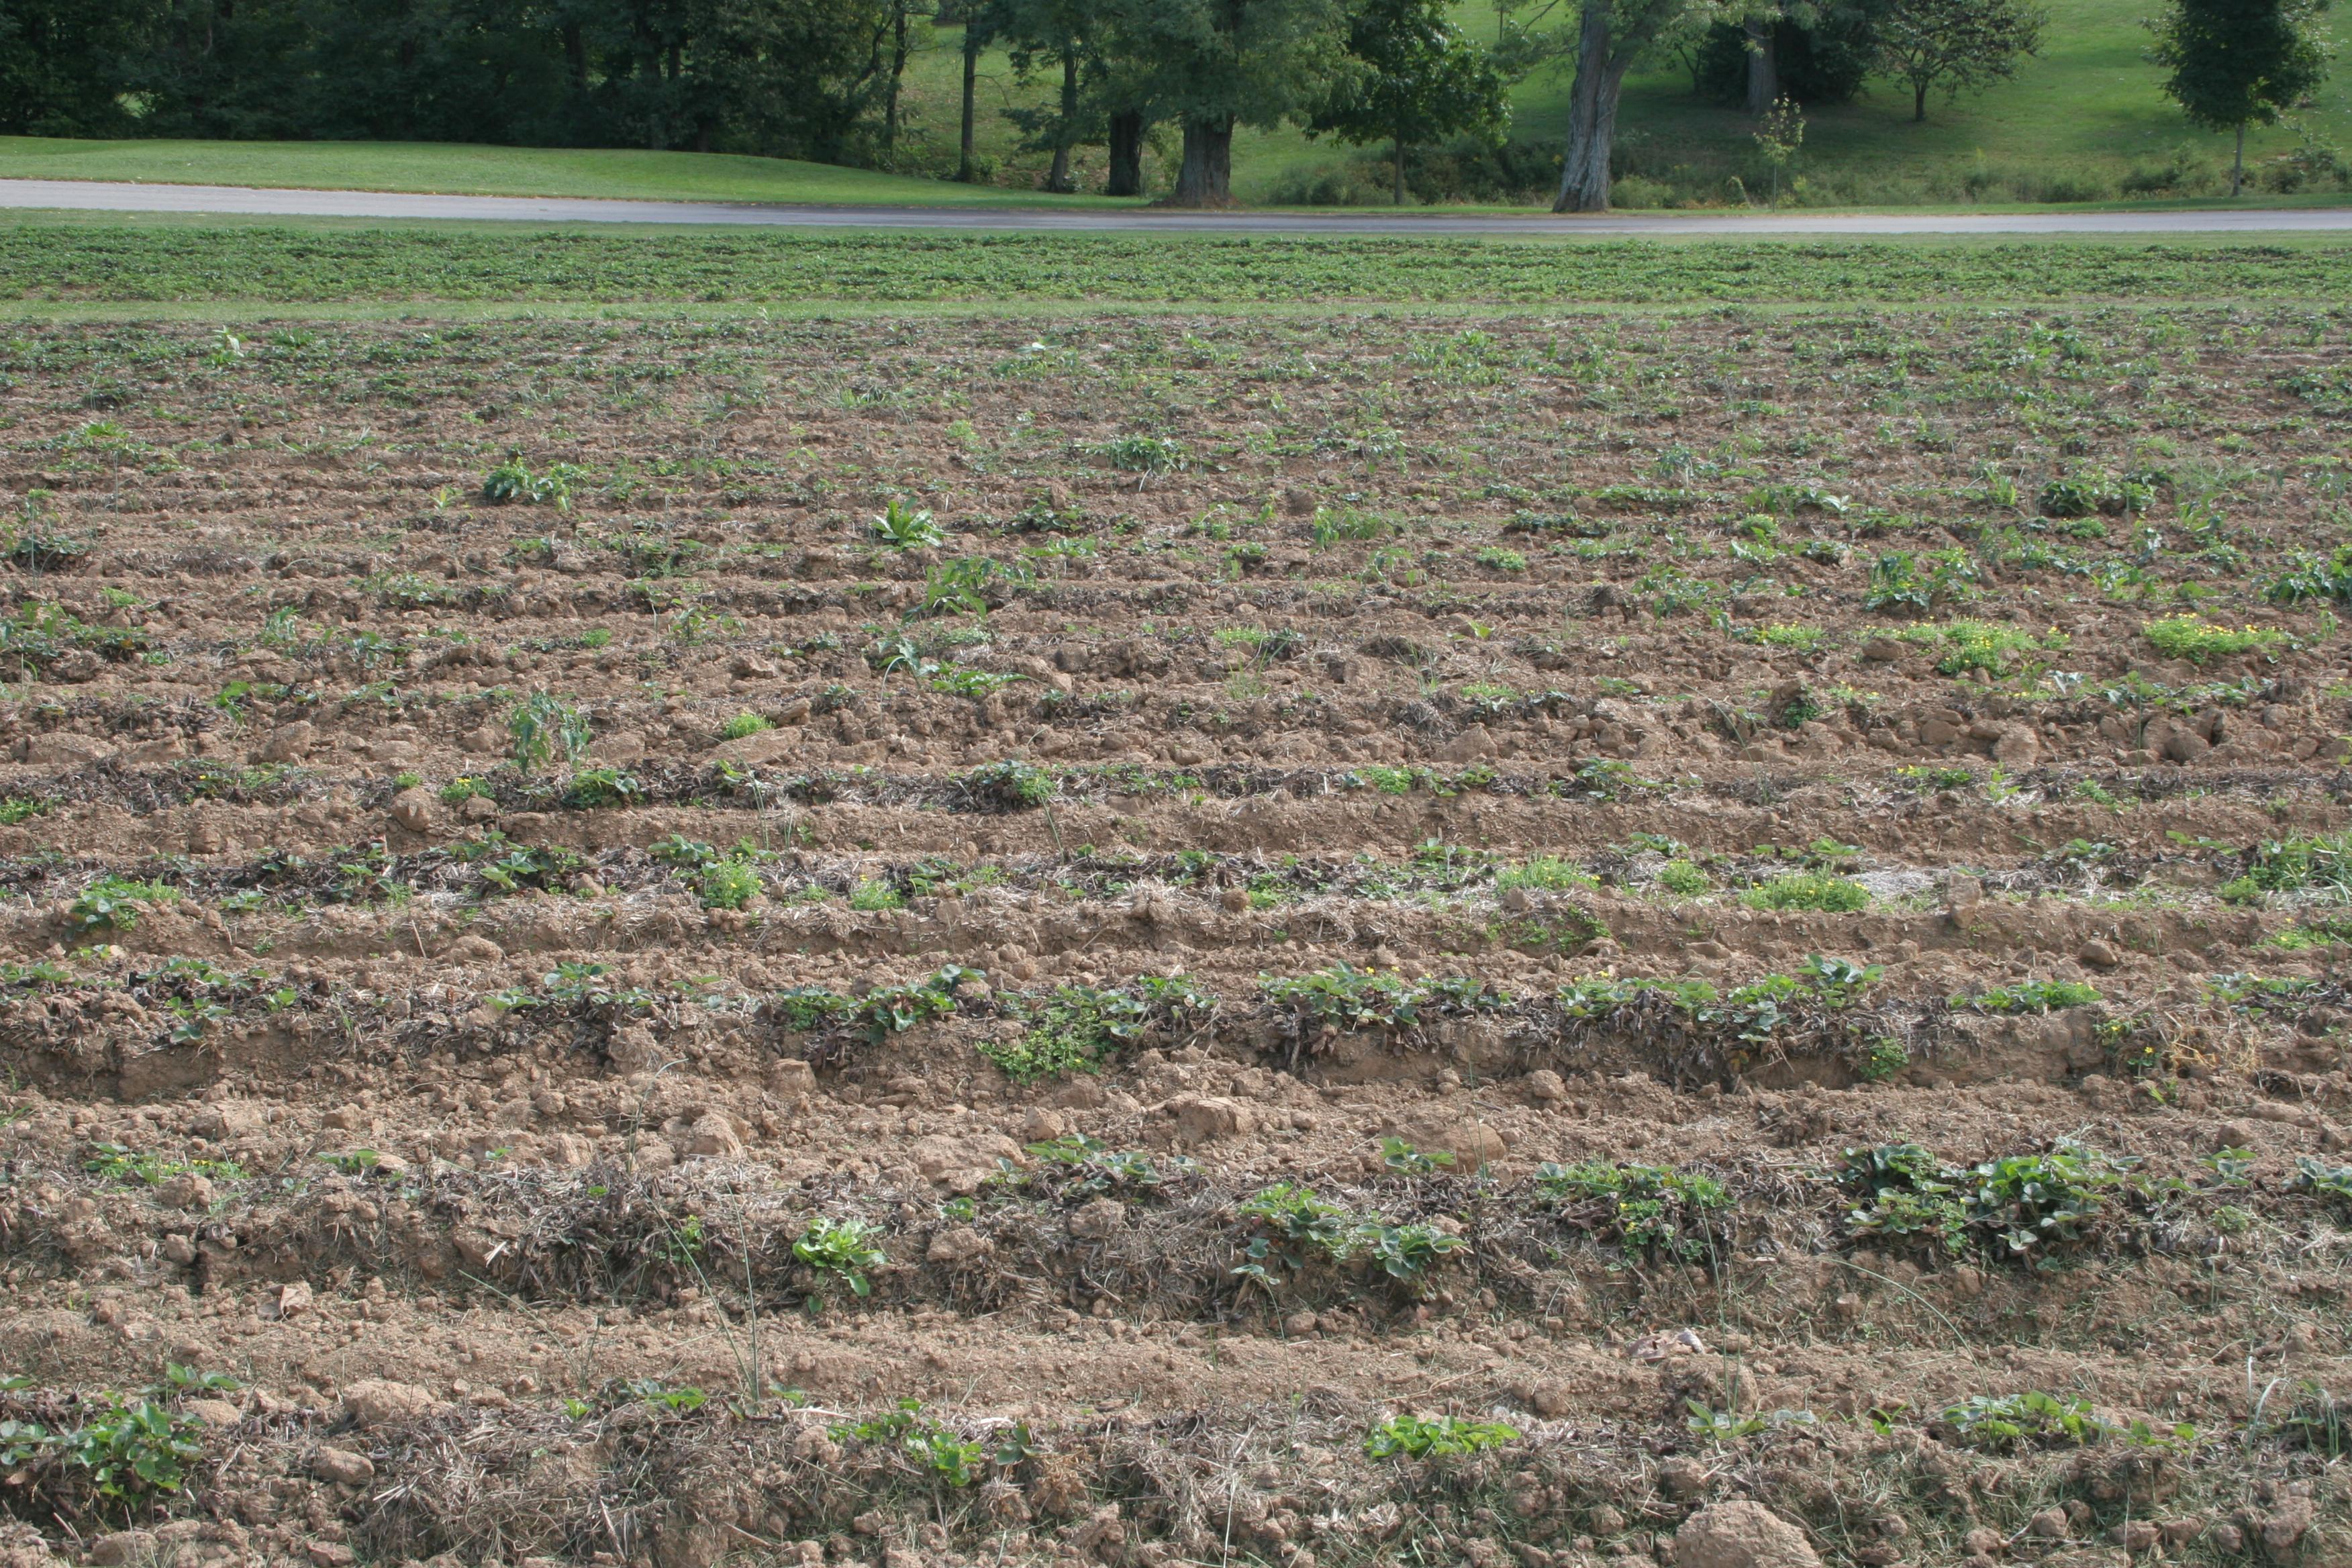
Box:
[2141,616,2283,666]
[1742,872,1868,912]
[720,712,773,740]
[1657,859,1710,895]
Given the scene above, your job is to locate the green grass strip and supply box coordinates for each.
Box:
[5,223,2352,306]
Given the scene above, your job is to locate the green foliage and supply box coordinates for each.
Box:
[1957,979,2102,1012]
[1741,872,1869,912]
[832,1401,990,1487]
[483,458,583,508]
[699,860,761,911]
[987,983,1151,1081]
[1845,1141,2124,1263]
[1308,0,1508,207]
[509,691,591,773]
[869,499,945,550]
[959,759,1055,810]
[2265,547,2352,607]
[2239,832,2352,895]
[2149,0,2331,190]
[794,1216,888,1297]
[69,876,176,933]
[1232,1182,1467,1297]
[720,712,773,740]
[1534,1161,1731,1261]
[1912,618,2058,677]
[1941,1391,2115,1451]
[1656,859,1710,895]
[2142,616,2282,665]
[1364,1412,1518,1460]
[1381,1137,1455,1175]
[1260,963,1506,1039]
[1865,549,1976,616]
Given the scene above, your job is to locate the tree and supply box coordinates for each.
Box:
[1869,0,2045,124]
[1099,0,1356,205]
[1551,0,1724,213]
[2149,0,2331,197]
[997,0,1095,192]
[1308,0,1509,205]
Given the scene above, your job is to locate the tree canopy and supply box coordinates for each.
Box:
[2149,0,2332,195]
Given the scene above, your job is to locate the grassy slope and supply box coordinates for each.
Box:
[1,0,2345,209]
[0,136,1117,209]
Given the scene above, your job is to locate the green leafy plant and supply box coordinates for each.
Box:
[509,691,591,773]
[794,1216,888,1299]
[68,876,176,934]
[869,499,946,550]
[1364,1413,1518,1460]
[1956,979,2102,1013]
[699,860,761,911]
[1534,1161,1730,1261]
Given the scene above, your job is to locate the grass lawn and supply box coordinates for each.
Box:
[0,136,1120,209]
[1,0,2346,210]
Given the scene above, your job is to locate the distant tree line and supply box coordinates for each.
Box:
[0,0,2331,211]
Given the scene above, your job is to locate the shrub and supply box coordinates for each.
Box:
[1741,872,1867,912]
[2142,616,2282,666]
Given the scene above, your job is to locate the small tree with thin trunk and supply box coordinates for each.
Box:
[1308,0,1510,205]
[2149,0,2333,198]
[1869,0,2046,124]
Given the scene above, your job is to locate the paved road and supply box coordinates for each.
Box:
[5,177,2352,235]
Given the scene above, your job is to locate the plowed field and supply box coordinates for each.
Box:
[0,309,2347,1568]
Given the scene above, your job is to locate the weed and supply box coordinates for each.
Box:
[1657,859,1710,895]
[986,983,1150,1081]
[699,861,761,912]
[959,760,1055,810]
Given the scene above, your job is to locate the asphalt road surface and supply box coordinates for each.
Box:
[5,177,2352,235]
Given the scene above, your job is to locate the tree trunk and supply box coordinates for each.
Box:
[957,24,980,182]
[1394,132,1407,205]
[1553,5,1624,214]
[884,1,910,157]
[1045,47,1078,193]
[2232,121,2245,197]
[1912,77,1927,121]
[1172,115,1234,206]
[1744,15,1776,117]
[1108,111,1145,197]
